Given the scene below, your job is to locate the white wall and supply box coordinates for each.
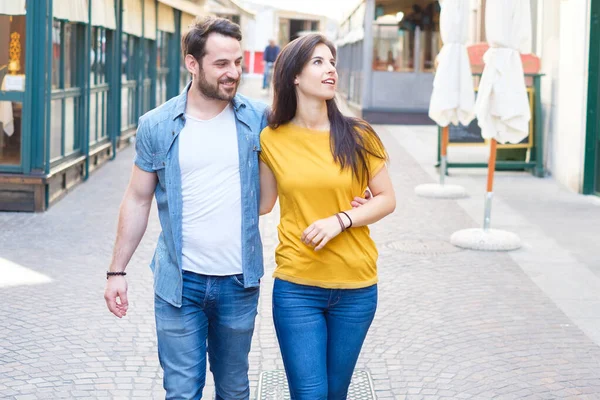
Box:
[535,1,560,182]
[249,7,276,51]
[551,0,591,192]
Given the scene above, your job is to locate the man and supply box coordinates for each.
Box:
[104,17,267,399]
[262,39,280,90]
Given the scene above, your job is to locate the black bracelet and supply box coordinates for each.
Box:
[340,211,353,229]
[335,213,346,232]
[107,271,127,279]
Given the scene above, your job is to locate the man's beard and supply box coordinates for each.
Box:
[195,69,240,101]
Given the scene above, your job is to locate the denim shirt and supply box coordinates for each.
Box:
[134,83,268,307]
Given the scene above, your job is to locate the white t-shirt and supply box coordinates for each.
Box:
[179,104,243,276]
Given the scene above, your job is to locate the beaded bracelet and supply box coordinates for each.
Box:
[106,271,127,279]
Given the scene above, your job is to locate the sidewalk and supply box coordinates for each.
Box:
[0,78,600,399]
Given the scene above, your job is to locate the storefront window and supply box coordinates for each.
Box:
[121,33,138,131]
[180,58,189,91]
[373,22,415,72]
[91,27,107,85]
[372,2,440,73]
[90,27,109,146]
[0,14,26,166]
[142,39,152,114]
[156,31,170,106]
[50,20,83,163]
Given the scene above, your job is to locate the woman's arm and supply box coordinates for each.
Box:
[301,166,395,250]
[259,161,278,215]
[339,165,396,227]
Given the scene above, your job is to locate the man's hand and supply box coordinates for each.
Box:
[351,189,372,208]
[301,216,343,251]
[104,276,129,318]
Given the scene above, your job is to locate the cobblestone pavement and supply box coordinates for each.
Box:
[1,78,600,399]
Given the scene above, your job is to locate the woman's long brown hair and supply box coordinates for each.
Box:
[268,33,387,184]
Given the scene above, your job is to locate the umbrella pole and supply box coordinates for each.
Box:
[440,126,449,186]
[484,139,498,232]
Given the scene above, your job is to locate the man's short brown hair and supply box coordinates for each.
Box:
[181,17,242,62]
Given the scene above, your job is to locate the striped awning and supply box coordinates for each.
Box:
[158,0,205,17]
[122,0,143,36]
[91,0,117,30]
[144,0,157,39]
[54,0,90,23]
[181,12,197,36]
[158,2,175,33]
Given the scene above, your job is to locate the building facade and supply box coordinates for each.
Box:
[337,0,599,196]
[0,0,256,212]
[240,1,335,75]
[336,0,441,124]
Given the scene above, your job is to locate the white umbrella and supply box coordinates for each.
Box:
[428,0,475,127]
[417,0,473,199]
[451,0,532,251]
[476,0,532,144]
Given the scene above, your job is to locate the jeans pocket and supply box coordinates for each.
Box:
[231,274,246,288]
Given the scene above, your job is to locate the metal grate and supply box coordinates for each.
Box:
[256,369,376,400]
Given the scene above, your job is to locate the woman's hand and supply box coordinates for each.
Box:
[301,216,343,251]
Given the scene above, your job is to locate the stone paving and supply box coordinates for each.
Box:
[1,79,600,399]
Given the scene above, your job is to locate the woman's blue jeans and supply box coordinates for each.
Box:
[272,278,378,400]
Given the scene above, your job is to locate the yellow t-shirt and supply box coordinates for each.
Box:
[259,123,386,289]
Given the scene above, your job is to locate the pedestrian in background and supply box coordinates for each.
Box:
[262,39,280,90]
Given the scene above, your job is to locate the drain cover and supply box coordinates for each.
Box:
[256,369,376,400]
[383,239,461,254]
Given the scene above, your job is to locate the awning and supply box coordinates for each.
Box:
[181,12,197,36]
[0,0,26,15]
[91,0,117,30]
[207,0,255,18]
[54,0,90,23]
[122,0,143,37]
[428,0,475,127]
[158,2,175,33]
[158,0,206,18]
[144,0,157,39]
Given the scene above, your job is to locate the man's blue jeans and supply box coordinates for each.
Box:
[262,62,273,89]
[154,271,259,399]
[272,279,378,400]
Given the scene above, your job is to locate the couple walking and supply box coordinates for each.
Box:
[104,16,395,400]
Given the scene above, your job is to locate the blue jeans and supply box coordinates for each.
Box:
[272,279,377,400]
[154,271,260,399]
[262,62,273,89]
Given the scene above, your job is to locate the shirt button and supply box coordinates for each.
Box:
[172,131,175,136]
[248,161,251,167]
[162,162,166,166]
[251,246,255,252]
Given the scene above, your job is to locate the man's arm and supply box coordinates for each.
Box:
[104,165,156,318]
[259,161,278,215]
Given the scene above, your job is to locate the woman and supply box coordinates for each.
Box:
[259,33,396,399]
